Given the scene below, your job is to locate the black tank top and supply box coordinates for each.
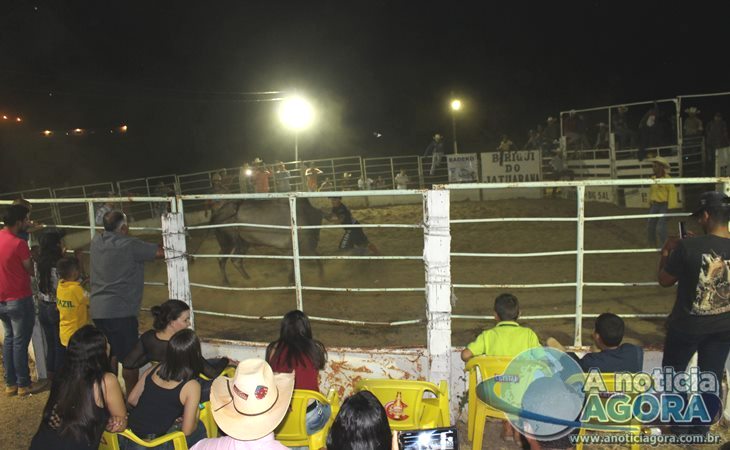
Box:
[128,368,190,436]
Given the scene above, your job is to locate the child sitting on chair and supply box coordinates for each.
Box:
[461,293,541,445]
[547,312,643,373]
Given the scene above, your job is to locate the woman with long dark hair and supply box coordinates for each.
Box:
[266,310,330,436]
[123,299,231,400]
[35,229,66,377]
[124,328,207,449]
[326,391,393,450]
[29,325,127,450]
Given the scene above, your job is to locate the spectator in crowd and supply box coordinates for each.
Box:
[274,162,292,193]
[524,129,540,150]
[191,359,294,450]
[497,135,515,152]
[542,117,560,148]
[205,173,230,218]
[547,313,643,372]
[706,112,729,170]
[613,105,633,150]
[56,257,90,358]
[658,191,730,433]
[96,197,115,226]
[305,163,323,192]
[266,310,331,438]
[358,175,374,190]
[125,328,207,449]
[563,111,580,150]
[327,197,380,256]
[35,229,66,379]
[11,198,42,241]
[646,157,677,248]
[594,122,609,149]
[683,107,703,137]
[461,293,540,444]
[252,158,272,193]
[326,391,392,450]
[341,172,355,191]
[318,177,334,192]
[638,102,666,160]
[548,148,574,198]
[29,325,127,450]
[0,204,45,397]
[394,169,410,189]
[374,175,386,189]
[90,210,164,392]
[123,300,232,402]
[423,133,445,176]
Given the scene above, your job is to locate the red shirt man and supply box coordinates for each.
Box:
[0,217,32,301]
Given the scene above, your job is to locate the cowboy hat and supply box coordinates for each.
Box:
[617,105,629,113]
[685,107,700,115]
[211,359,295,441]
[253,157,264,164]
[647,156,670,169]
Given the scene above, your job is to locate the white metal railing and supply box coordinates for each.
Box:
[444,177,730,346]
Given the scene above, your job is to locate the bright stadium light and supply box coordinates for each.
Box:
[279,96,315,162]
[450,97,462,154]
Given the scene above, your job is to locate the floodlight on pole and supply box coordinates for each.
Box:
[279,96,314,163]
[450,97,462,154]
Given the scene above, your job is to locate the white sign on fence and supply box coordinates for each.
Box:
[446,153,479,182]
[481,150,541,183]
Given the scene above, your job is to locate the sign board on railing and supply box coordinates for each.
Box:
[446,153,479,182]
[480,150,542,199]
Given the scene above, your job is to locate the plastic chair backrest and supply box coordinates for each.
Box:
[465,356,515,420]
[275,388,340,450]
[199,401,218,438]
[354,379,448,430]
[99,429,188,450]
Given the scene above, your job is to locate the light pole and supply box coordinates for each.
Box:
[450,98,462,154]
[279,96,314,163]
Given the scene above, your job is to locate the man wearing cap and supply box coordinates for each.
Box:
[423,133,444,176]
[327,197,380,255]
[658,191,730,432]
[646,157,677,248]
[191,359,294,450]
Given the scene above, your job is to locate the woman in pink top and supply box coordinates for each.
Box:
[266,310,330,437]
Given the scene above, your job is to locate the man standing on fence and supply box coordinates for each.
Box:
[90,211,164,391]
[423,133,444,176]
[646,157,677,248]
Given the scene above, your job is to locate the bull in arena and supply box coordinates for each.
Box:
[209,198,323,285]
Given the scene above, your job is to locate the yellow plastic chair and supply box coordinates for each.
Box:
[354,379,450,430]
[275,388,340,450]
[99,429,188,450]
[464,356,519,450]
[199,401,218,438]
[574,372,642,450]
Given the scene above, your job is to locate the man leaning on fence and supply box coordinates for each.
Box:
[90,210,164,391]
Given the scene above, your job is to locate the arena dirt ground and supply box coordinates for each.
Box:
[136,196,700,350]
[4,195,730,449]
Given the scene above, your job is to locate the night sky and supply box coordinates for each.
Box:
[1,1,727,193]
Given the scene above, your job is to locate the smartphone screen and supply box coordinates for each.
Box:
[398,427,458,450]
[679,221,687,239]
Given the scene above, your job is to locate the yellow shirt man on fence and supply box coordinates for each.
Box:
[647,157,677,247]
[56,260,90,347]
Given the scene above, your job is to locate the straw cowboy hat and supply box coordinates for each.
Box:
[253,157,264,164]
[685,107,700,115]
[617,105,629,113]
[647,156,670,169]
[211,359,295,441]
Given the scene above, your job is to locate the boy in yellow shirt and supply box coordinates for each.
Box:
[56,257,89,350]
[461,293,541,446]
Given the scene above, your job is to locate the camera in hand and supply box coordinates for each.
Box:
[398,427,458,450]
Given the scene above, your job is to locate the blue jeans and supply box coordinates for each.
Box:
[0,296,35,387]
[429,152,444,176]
[647,202,668,247]
[37,301,65,374]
